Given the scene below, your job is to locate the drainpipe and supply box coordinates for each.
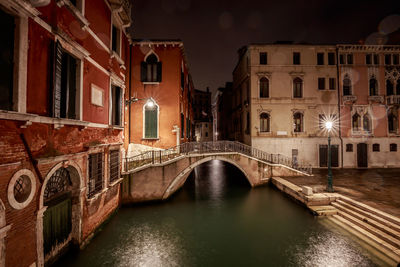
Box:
[128,44,132,144]
[336,46,344,169]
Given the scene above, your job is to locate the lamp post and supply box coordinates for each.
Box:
[325,121,334,192]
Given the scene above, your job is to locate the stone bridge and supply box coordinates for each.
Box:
[121,141,312,203]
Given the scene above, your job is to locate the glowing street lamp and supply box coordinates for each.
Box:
[145,98,155,108]
[325,120,334,192]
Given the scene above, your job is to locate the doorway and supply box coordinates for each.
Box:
[357,143,368,168]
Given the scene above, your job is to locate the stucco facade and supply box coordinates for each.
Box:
[230,43,400,168]
[126,40,195,152]
[0,0,131,265]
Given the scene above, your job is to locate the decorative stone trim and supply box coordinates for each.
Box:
[7,169,36,210]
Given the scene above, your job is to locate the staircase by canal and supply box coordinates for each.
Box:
[121,141,312,203]
[329,196,400,263]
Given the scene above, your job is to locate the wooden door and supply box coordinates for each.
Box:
[357,143,368,168]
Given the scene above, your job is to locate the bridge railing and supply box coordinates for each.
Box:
[124,141,312,174]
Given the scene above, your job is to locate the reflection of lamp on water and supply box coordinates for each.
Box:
[325,120,334,192]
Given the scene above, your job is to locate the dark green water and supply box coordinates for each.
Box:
[58,160,389,267]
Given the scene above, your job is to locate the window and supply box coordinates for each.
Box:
[293,52,300,65]
[352,113,361,131]
[317,53,324,65]
[111,85,122,126]
[144,102,158,139]
[181,113,184,138]
[293,77,303,98]
[109,150,120,184]
[397,79,400,95]
[369,77,378,96]
[343,75,352,96]
[260,113,270,132]
[260,52,267,65]
[141,53,162,83]
[318,78,325,90]
[259,77,269,98]
[346,144,353,152]
[385,54,392,65]
[328,52,335,65]
[0,9,14,111]
[388,108,398,133]
[88,153,103,198]
[293,112,303,132]
[339,54,345,64]
[53,41,78,119]
[347,54,353,64]
[111,24,121,55]
[329,78,336,90]
[372,144,380,152]
[366,54,372,65]
[186,118,190,139]
[363,113,371,132]
[205,132,208,137]
[246,112,250,134]
[7,169,36,210]
[394,54,399,65]
[390,143,397,152]
[386,80,394,96]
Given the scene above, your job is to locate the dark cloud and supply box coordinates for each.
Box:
[132,0,400,92]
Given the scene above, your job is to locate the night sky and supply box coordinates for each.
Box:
[132,0,400,94]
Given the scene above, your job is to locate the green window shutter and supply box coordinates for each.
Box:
[53,41,63,118]
[145,108,157,138]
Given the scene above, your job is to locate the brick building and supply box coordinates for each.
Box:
[227,43,400,168]
[0,0,131,265]
[125,40,195,154]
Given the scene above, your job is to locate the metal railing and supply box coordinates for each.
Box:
[123,141,312,175]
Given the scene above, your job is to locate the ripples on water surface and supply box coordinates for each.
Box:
[58,160,391,267]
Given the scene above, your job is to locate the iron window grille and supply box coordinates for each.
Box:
[109,150,120,184]
[88,153,104,198]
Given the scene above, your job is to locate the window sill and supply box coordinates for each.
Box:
[57,0,89,27]
[142,82,160,85]
[109,177,123,187]
[111,51,125,66]
[142,138,159,140]
[109,125,124,130]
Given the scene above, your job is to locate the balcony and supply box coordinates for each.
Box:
[368,96,384,104]
[387,95,400,105]
[343,95,357,104]
[108,0,132,27]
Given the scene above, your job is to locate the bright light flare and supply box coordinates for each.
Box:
[325,121,333,130]
[146,99,155,108]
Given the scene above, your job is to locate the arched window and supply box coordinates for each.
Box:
[141,53,162,82]
[363,113,371,132]
[293,112,303,132]
[144,100,158,139]
[396,79,400,95]
[293,77,303,98]
[388,108,398,133]
[386,80,394,96]
[369,77,378,96]
[352,113,361,131]
[343,75,352,96]
[260,113,270,132]
[259,77,269,98]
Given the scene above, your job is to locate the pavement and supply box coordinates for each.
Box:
[283,168,400,218]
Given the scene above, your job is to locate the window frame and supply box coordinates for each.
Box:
[259,52,267,65]
[346,144,353,152]
[293,52,300,65]
[293,112,304,133]
[110,84,123,126]
[108,149,120,185]
[87,152,104,199]
[328,52,335,65]
[317,53,324,65]
[390,143,397,152]
[259,112,270,133]
[372,144,380,152]
[329,78,336,90]
[293,77,303,98]
[141,52,162,83]
[259,77,269,98]
[318,77,325,90]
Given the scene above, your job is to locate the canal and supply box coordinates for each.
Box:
[58,160,389,266]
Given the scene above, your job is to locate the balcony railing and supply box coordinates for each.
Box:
[387,95,400,105]
[343,95,357,103]
[368,96,384,103]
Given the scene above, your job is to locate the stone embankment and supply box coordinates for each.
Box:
[271,177,400,265]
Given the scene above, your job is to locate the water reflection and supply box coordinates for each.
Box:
[57,160,388,267]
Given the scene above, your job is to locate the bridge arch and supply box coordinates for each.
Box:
[162,156,254,199]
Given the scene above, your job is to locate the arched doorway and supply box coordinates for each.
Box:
[41,164,82,263]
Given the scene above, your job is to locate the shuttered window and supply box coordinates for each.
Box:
[141,54,162,82]
[88,153,103,198]
[109,150,120,184]
[53,41,77,119]
[144,106,158,138]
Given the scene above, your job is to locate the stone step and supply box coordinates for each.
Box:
[309,205,338,216]
[334,199,400,237]
[333,204,400,249]
[330,215,400,263]
[338,195,400,228]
